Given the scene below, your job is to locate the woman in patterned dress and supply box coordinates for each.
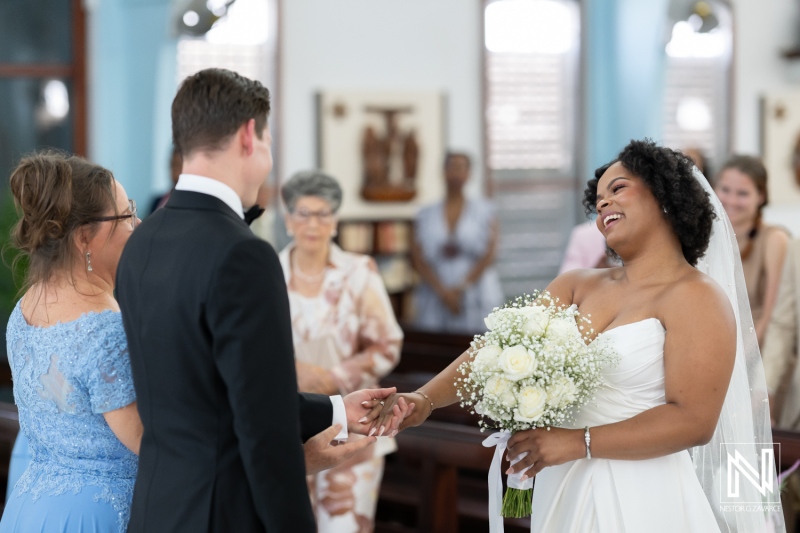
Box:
[0,152,142,532]
[279,170,403,533]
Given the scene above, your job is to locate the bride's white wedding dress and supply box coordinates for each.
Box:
[530,318,721,533]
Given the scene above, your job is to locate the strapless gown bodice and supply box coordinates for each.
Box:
[530,318,721,532]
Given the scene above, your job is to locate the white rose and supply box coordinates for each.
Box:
[485,374,512,396]
[514,385,547,423]
[484,375,518,410]
[546,317,581,343]
[473,345,502,371]
[499,345,537,381]
[520,306,550,337]
[546,376,578,408]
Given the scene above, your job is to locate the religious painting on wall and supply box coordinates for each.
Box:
[317,90,445,219]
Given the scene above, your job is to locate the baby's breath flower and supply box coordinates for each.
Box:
[456,290,620,433]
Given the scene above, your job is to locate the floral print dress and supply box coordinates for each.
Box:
[279,243,403,533]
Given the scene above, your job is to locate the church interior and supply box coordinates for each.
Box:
[3,0,800,531]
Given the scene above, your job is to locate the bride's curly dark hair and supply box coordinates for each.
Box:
[582,139,716,267]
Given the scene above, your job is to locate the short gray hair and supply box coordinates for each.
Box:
[281,170,343,213]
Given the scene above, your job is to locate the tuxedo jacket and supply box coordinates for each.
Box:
[117,190,330,533]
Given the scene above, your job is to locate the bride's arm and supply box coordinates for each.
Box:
[507,276,737,478]
[368,350,470,435]
[369,270,584,435]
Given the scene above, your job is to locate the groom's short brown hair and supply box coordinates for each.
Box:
[172,68,270,157]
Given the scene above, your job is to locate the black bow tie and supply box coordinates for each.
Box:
[244,206,266,226]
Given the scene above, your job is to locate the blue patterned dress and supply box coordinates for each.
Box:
[0,301,138,533]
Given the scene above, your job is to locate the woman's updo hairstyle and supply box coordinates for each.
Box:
[582,139,716,267]
[9,151,117,289]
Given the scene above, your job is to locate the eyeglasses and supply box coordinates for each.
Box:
[86,199,138,229]
[290,208,335,224]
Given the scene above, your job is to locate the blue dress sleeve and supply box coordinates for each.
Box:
[84,314,137,414]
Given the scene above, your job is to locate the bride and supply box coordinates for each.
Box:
[377,140,784,532]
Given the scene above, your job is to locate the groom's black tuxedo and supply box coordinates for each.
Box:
[117,190,329,533]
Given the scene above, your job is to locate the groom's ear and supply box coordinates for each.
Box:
[239,119,257,157]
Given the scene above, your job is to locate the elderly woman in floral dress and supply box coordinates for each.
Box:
[279,170,403,533]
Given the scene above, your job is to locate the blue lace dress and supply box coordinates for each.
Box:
[0,301,138,533]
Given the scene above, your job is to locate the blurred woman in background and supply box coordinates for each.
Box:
[411,152,503,333]
[715,155,789,346]
[279,170,403,533]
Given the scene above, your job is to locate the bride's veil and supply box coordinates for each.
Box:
[690,167,786,532]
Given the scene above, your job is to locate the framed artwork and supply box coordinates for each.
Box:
[762,90,800,207]
[317,90,445,219]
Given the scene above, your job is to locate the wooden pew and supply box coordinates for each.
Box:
[0,403,19,507]
[393,329,473,376]
[379,331,518,531]
[775,429,800,470]
[377,420,529,533]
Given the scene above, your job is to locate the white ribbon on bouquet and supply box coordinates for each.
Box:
[482,431,534,533]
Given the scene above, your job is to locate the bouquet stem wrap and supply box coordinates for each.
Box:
[483,431,534,532]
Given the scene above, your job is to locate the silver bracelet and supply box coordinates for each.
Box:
[584,426,592,459]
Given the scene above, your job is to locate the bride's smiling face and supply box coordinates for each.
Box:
[595,162,664,251]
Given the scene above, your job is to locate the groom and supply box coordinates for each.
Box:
[117,68,403,533]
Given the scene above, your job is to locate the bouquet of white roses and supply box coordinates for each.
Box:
[456,291,618,519]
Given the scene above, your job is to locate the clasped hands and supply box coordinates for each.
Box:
[304,387,415,474]
[366,392,588,479]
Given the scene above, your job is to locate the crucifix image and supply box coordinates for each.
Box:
[361,105,419,202]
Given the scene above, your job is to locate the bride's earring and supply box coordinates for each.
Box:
[86,251,93,272]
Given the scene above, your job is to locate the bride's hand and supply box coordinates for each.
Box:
[369,392,431,436]
[506,427,585,479]
[343,387,414,436]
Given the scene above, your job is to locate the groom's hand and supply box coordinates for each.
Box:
[369,392,429,436]
[342,387,414,437]
[304,424,376,475]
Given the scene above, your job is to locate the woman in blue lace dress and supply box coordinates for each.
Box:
[0,152,143,533]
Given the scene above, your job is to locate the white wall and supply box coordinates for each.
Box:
[279,0,484,198]
[731,0,800,155]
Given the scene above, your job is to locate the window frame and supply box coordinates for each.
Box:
[0,0,87,156]
[481,0,583,195]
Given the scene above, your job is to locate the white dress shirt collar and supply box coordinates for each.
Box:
[175,174,244,219]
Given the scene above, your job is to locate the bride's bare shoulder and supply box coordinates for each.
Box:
[545,267,619,306]
[663,270,736,327]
